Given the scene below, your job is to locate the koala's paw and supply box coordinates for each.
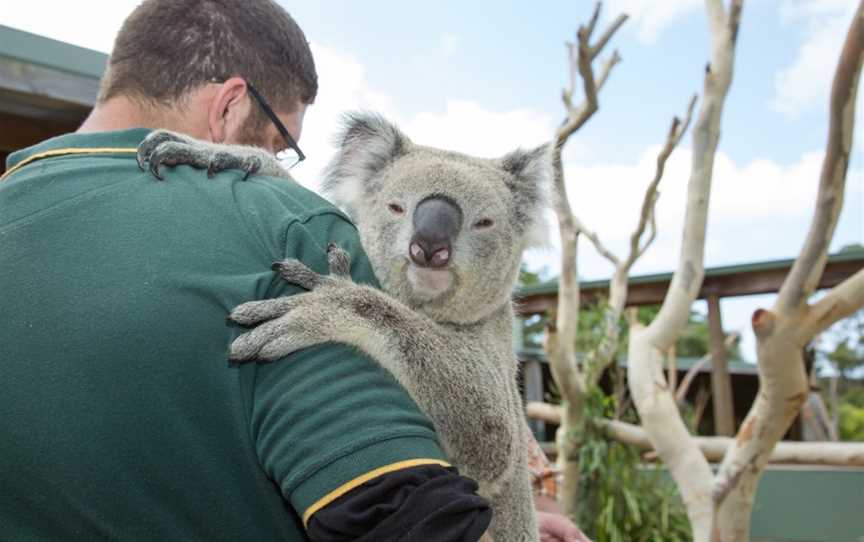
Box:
[205,151,263,180]
[227,292,345,362]
[137,129,263,180]
[326,243,352,278]
[271,244,353,290]
[137,130,197,180]
[226,246,362,363]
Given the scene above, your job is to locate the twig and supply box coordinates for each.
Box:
[572,215,620,266]
[625,94,698,270]
[556,5,628,145]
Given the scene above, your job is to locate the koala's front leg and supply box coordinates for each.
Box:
[489,462,539,542]
[227,245,429,365]
[137,129,290,181]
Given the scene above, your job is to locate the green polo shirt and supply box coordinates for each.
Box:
[0,129,447,541]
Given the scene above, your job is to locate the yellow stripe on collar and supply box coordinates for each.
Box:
[1,147,138,182]
[301,458,451,528]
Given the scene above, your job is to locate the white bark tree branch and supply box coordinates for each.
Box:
[574,96,697,379]
[546,4,628,518]
[713,5,864,538]
[627,2,742,539]
[526,404,864,467]
[674,331,740,406]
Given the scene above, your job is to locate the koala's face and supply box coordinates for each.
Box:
[324,113,550,325]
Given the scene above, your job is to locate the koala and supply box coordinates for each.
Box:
[136,113,551,542]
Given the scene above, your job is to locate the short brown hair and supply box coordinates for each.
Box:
[99,0,317,113]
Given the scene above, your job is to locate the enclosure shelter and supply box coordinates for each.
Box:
[0,26,105,174]
[514,249,864,542]
[515,248,864,437]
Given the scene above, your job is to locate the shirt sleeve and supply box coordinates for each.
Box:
[241,209,451,529]
[307,465,492,542]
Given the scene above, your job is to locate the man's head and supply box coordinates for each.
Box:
[91,0,316,153]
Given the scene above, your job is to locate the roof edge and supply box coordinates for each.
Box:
[516,248,864,297]
[0,25,107,80]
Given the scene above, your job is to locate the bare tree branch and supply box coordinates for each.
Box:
[714,4,864,538]
[572,215,620,266]
[627,2,743,538]
[595,51,623,93]
[546,3,629,520]
[584,1,601,40]
[523,409,864,468]
[806,267,864,337]
[635,201,658,260]
[777,6,864,314]
[625,94,698,270]
[599,418,864,467]
[592,14,628,60]
[556,5,628,145]
[675,331,739,405]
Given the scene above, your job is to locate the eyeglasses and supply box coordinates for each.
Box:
[208,77,304,169]
[244,81,305,169]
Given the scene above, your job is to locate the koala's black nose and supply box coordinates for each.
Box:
[409,196,462,268]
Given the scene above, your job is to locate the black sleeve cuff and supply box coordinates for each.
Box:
[307,465,491,542]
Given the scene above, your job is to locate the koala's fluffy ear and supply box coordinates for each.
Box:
[322,112,412,214]
[499,144,553,248]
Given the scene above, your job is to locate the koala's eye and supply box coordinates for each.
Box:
[473,218,494,229]
[387,203,405,215]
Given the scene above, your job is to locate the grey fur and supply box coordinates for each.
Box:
[137,130,289,180]
[137,115,552,542]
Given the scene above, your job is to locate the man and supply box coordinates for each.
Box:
[0,1,489,540]
[0,1,588,540]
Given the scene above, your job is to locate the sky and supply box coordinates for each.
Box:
[1,0,862,362]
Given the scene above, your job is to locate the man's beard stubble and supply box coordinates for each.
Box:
[235,114,271,149]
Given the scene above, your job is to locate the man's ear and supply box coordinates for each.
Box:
[322,111,412,213]
[207,77,251,144]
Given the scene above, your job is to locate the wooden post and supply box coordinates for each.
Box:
[707,293,735,436]
[514,317,546,438]
[523,359,546,439]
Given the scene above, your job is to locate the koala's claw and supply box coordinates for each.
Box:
[228,297,296,327]
[326,244,352,278]
[137,129,265,181]
[227,336,261,362]
[137,130,191,180]
[272,259,326,290]
[228,298,322,361]
[206,152,263,180]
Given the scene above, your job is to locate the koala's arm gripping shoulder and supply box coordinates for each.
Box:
[228,249,518,472]
[137,129,290,181]
[228,248,447,383]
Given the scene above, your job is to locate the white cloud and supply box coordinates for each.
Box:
[603,0,701,43]
[288,43,397,191]
[404,101,554,157]
[553,145,862,277]
[290,49,558,191]
[778,0,856,21]
[441,33,460,57]
[0,0,137,53]
[771,0,858,117]
[525,143,863,361]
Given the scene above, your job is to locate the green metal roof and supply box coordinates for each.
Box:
[516,247,864,297]
[0,25,106,79]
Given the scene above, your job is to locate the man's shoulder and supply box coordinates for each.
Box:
[164,165,357,242]
[242,173,349,225]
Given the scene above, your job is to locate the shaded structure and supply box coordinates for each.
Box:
[514,248,864,438]
[0,25,105,174]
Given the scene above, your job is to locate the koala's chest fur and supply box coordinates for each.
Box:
[406,306,526,491]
